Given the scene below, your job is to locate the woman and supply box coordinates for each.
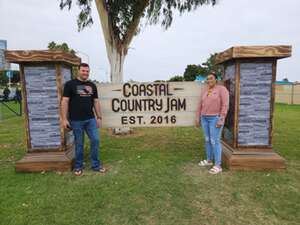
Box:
[196,72,229,174]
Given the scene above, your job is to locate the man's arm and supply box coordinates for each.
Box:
[61,97,70,129]
[94,99,102,128]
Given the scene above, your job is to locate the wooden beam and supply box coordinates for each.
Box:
[15,147,74,172]
[269,61,277,147]
[55,64,65,151]
[215,45,292,64]
[5,50,81,66]
[19,64,32,150]
[233,60,240,148]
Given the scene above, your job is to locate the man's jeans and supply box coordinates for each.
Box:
[200,115,224,166]
[70,118,101,170]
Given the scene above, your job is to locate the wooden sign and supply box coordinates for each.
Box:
[97,82,203,128]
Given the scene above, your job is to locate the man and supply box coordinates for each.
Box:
[61,63,106,176]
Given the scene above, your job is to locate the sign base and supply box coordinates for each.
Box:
[222,142,286,170]
[15,146,74,172]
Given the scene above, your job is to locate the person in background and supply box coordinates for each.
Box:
[196,72,229,174]
[15,86,22,104]
[61,63,106,176]
[3,86,10,102]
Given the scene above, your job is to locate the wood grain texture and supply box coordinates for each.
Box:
[222,142,285,170]
[20,65,32,150]
[222,63,236,147]
[215,45,292,64]
[15,146,75,172]
[5,50,81,66]
[97,82,204,128]
[269,61,277,146]
[56,64,65,151]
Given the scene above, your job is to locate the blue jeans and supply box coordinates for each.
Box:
[70,118,101,170]
[200,115,224,166]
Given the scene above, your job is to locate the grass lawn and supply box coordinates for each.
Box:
[0,103,299,225]
[0,100,22,121]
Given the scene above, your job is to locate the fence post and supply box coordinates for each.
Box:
[291,83,294,105]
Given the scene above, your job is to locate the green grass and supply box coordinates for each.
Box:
[0,100,22,121]
[0,104,299,225]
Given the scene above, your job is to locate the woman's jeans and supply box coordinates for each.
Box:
[200,115,224,166]
[70,118,101,170]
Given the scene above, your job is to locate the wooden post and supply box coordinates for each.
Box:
[5,50,81,172]
[215,45,292,170]
[291,83,295,105]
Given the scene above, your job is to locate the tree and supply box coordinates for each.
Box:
[201,53,221,77]
[183,64,203,81]
[183,53,221,81]
[48,41,76,54]
[0,71,8,86]
[169,75,184,82]
[0,71,20,86]
[48,41,78,77]
[59,0,217,83]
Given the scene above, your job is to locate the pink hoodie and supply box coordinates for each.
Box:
[198,84,229,125]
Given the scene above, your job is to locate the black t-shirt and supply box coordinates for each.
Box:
[63,79,98,121]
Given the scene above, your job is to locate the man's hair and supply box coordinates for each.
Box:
[78,63,89,69]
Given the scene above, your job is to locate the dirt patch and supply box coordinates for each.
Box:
[106,129,145,138]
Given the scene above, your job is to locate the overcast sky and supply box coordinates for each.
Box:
[0,0,299,82]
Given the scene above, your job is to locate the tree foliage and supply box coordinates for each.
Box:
[169,75,184,82]
[48,41,76,54]
[183,53,221,81]
[48,41,79,77]
[59,0,217,82]
[59,0,217,40]
[0,71,20,86]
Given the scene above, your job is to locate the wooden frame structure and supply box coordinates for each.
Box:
[5,50,81,172]
[216,45,292,170]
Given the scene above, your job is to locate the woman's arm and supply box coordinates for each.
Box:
[217,86,229,125]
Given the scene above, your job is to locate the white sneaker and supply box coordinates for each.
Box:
[198,160,213,167]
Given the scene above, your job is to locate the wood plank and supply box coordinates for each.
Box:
[215,45,292,64]
[269,61,277,146]
[15,146,74,172]
[5,50,81,66]
[56,64,65,151]
[222,142,285,170]
[97,82,204,128]
[20,64,32,150]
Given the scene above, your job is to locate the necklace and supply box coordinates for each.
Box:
[207,89,213,96]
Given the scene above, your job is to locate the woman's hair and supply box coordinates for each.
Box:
[208,71,218,80]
